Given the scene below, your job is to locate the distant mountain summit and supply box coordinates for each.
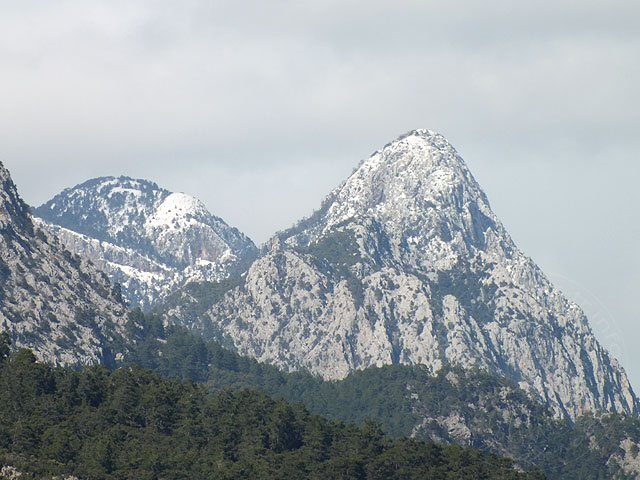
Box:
[35,176,257,308]
[179,129,637,420]
[0,162,128,365]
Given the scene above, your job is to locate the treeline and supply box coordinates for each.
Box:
[121,310,640,479]
[0,334,543,479]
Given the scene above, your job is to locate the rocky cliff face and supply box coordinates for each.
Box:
[34,177,257,309]
[0,162,127,365]
[186,130,637,420]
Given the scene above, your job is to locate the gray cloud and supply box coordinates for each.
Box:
[1,0,639,388]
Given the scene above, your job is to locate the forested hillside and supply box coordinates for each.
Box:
[120,310,640,479]
[0,335,541,480]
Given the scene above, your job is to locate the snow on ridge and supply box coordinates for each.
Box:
[146,192,211,229]
[108,186,143,198]
[35,176,258,309]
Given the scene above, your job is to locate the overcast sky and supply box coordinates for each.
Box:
[1,0,639,389]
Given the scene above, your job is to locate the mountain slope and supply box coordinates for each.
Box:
[0,162,127,365]
[34,176,257,308]
[181,129,637,420]
[122,311,640,479]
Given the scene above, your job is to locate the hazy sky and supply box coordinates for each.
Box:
[1,1,639,388]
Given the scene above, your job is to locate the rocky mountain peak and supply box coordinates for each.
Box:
[192,130,638,420]
[35,176,170,245]
[0,163,128,366]
[0,161,32,232]
[328,128,489,226]
[283,129,505,273]
[333,129,486,210]
[34,176,258,308]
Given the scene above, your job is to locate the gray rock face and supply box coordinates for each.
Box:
[193,130,637,420]
[0,162,127,365]
[34,176,257,309]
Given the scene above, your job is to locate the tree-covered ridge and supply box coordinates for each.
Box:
[0,347,541,480]
[120,311,640,479]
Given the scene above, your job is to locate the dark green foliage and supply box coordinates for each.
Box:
[158,276,245,321]
[293,229,365,304]
[110,283,125,305]
[125,309,210,382]
[0,350,541,479]
[0,332,10,363]
[301,230,361,271]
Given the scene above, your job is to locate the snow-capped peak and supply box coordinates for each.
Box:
[34,176,258,309]
[323,129,488,227]
[283,130,500,266]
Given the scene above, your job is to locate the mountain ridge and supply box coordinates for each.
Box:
[0,162,128,366]
[172,129,637,420]
[34,175,258,308]
[22,130,638,421]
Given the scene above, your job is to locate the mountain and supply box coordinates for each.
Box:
[174,129,637,420]
[122,311,640,479]
[34,176,257,309]
[0,162,127,365]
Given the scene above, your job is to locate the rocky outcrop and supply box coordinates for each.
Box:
[608,438,640,478]
[0,162,127,365]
